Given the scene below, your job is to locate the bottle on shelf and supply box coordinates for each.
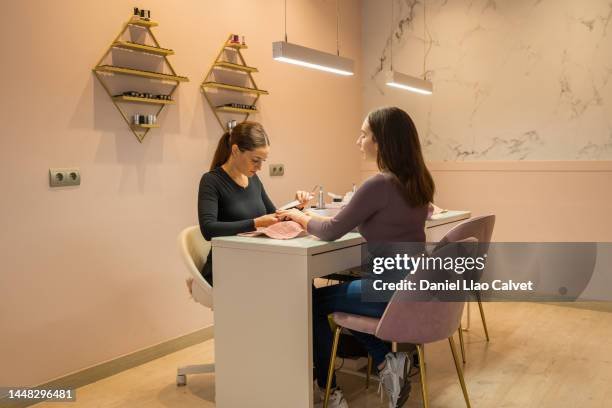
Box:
[133,114,156,125]
[318,186,325,209]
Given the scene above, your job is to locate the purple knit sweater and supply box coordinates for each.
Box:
[307,173,428,242]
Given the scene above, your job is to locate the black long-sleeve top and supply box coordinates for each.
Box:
[198,166,276,284]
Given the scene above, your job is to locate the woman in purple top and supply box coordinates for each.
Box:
[278,107,435,408]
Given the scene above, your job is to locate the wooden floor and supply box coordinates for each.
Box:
[35,302,612,408]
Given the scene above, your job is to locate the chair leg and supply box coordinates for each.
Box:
[448,337,472,408]
[365,354,373,389]
[324,326,342,408]
[475,291,490,342]
[458,325,466,363]
[464,301,471,331]
[416,344,429,408]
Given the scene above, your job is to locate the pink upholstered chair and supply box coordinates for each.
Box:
[434,215,496,363]
[324,239,477,408]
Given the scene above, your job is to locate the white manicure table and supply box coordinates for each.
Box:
[212,210,470,407]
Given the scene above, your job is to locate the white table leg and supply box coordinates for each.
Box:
[214,246,313,408]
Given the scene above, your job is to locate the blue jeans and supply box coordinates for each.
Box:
[313,280,389,389]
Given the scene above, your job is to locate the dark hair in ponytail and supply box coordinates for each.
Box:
[210,122,270,171]
[367,107,435,207]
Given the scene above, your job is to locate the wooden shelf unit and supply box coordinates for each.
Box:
[201,34,268,130]
[202,82,268,95]
[113,95,175,105]
[128,17,158,27]
[112,40,174,56]
[214,61,258,73]
[225,42,248,50]
[92,12,188,143]
[95,65,188,82]
[132,123,160,129]
[216,106,259,114]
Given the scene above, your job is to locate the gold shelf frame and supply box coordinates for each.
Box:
[201,34,268,131]
[92,14,188,143]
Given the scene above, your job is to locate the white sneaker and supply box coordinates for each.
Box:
[378,352,412,408]
[314,388,349,408]
[394,352,412,407]
[378,354,401,408]
[395,352,410,381]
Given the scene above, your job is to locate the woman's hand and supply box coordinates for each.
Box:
[294,190,313,209]
[303,210,332,222]
[276,208,311,229]
[254,214,279,228]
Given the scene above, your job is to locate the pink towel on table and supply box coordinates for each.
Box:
[238,221,307,240]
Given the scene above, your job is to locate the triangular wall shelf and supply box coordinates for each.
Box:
[201,34,268,131]
[93,14,189,143]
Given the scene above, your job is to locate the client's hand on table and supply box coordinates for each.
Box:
[254,214,280,228]
[276,208,311,229]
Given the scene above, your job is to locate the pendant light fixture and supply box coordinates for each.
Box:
[272,0,354,76]
[385,0,433,95]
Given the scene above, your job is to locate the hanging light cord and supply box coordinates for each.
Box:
[423,1,426,79]
[336,0,340,56]
[284,0,288,42]
[390,0,394,70]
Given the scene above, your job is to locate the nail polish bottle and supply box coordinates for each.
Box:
[318,186,325,209]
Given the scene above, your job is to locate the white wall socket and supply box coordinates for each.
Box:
[49,168,81,187]
[269,164,284,177]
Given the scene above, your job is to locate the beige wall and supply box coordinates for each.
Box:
[0,0,362,385]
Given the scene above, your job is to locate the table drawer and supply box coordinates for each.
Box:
[309,244,363,279]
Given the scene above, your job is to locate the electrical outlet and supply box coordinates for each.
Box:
[49,168,80,187]
[269,164,285,177]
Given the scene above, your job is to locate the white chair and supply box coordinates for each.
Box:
[176,226,214,386]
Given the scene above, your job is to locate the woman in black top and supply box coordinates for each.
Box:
[198,122,310,285]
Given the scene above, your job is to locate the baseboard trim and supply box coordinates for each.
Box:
[0,325,214,408]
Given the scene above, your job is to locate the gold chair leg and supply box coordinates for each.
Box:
[365,354,372,389]
[324,326,342,408]
[458,325,466,363]
[416,344,429,408]
[449,337,472,408]
[475,291,490,342]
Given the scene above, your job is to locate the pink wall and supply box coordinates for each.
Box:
[0,0,362,385]
[362,160,612,242]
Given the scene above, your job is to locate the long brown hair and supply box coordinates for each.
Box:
[210,122,270,171]
[367,107,435,207]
